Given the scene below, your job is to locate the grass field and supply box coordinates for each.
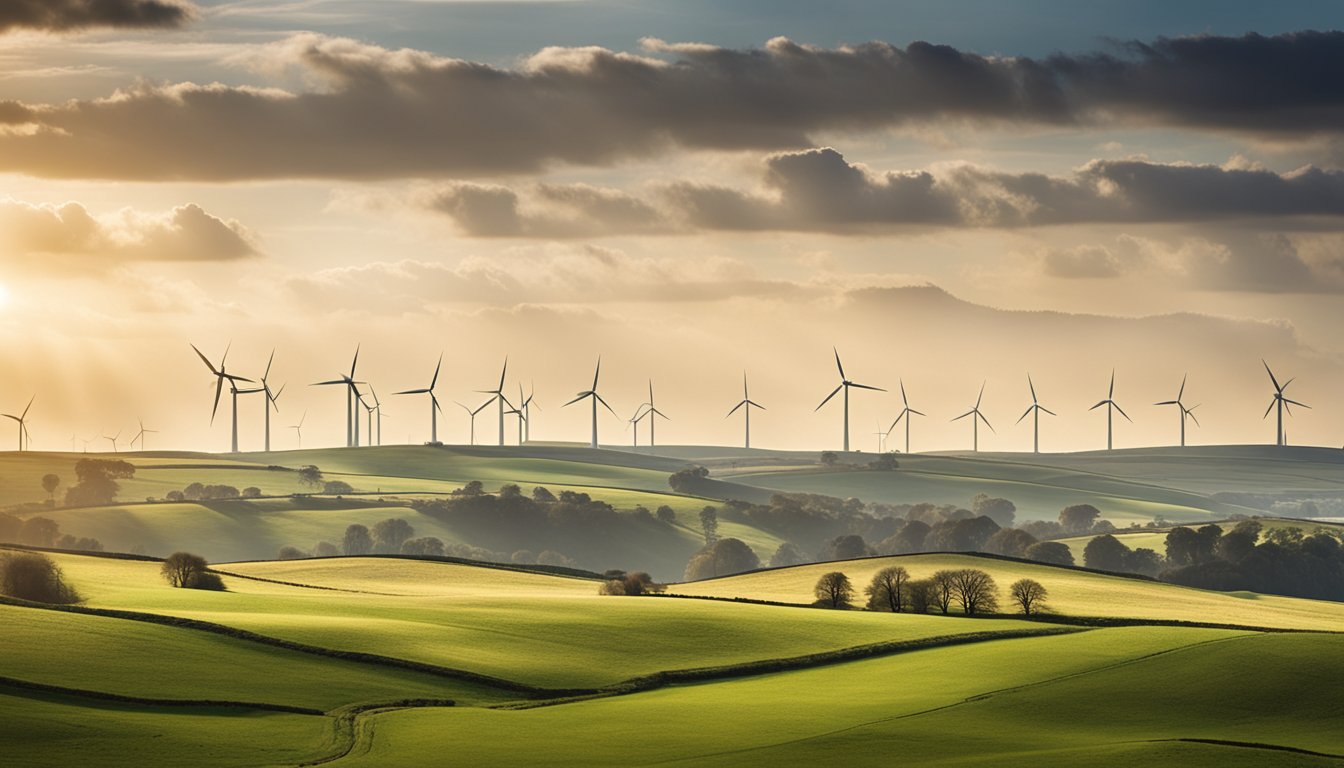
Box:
[676,552,1344,631]
[5,444,1344,766]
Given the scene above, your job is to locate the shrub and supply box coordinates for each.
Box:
[683,538,760,580]
[655,505,676,523]
[1025,541,1075,567]
[277,546,306,560]
[161,552,211,589]
[312,541,339,557]
[0,552,80,603]
[323,480,355,496]
[402,537,446,557]
[186,571,226,591]
[814,571,853,608]
[598,571,660,596]
[242,487,262,499]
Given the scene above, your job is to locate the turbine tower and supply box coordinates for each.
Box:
[477,357,512,447]
[952,382,994,452]
[726,373,765,449]
[627,404,649,447]
[815,348,885,452]
[193,343,253,453]
[363,386,385,446]
[290,411,306,449]
[886,380,924,454]
[873,420,887,453]
[643,380,669,447]
[395,354,443,443]
[563,357,615,449]
[455,399,492,445]
[1015,375,1056,454]
[312,347,363,448]
[238,351,284,452]
[130,418,158,451]
[1155,374,1201,447]
[1089,370,1131,451]
[2,395,34,451]
[1262,361,1309,447]
[505,403,526,445]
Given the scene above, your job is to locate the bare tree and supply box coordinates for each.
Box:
[160,552,209,589]
[950,568,999,615]
[814,571,854,609]
[864,565,910,612]
[930,569,956,614]
[1009,578,1048,615]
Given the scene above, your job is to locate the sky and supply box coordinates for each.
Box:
[1,0,1343,454]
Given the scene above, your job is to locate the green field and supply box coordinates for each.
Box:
[4,444,1344,766]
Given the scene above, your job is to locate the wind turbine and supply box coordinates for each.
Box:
[130,418,158,451]
[1155,375,1201,447]
[477,357,512,447]
[3,395,34,451]
[873,420,887,453]
[192,343,253,453]
[1262,361,1309,447]
[1089,370,1131,451]
[238,351,284,452]
[104,429,122,453]
[563,357,616,449]
[312,347,362,448]
[395,353,443,443]
[455,399,492,445]
[505,402,526,445]
[363,386,385,446]
[952,382,994,452]
[886,380,924,454]
[815,348,885,452]
[726,372,765,449]
[289,411,307,449]
[521,383,539,443]
[643,380,669,447]
[627,404,649,447]
[1015,375,1056,454]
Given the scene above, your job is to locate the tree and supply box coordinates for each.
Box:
[1025,541,1075,567]
[160,552,210,589]
[0,551,79,603]
[277,546,306,560]
[1125,547,1164,576]
[1009,579,1048,615]
[183,482,205,501]
[655,505,676,523]
[41,474,60,504]
[342,524,373,556]
[865,566,910,612]
[536,550,575,567]
[312,541,339,557]
[372,518,414,553]
[814,571,853,608]
[770,542,806,568]
[971,494,1016,527]
[298,465,324,490]
[19,517,60,548]
[820,534,869,561]
[889,519,931,554]
[532,486,557,502]
[242,486,262,498]
[1083,534,1131,572]
[1059,504,1102,534]
[499,483,522,499]
[1216,530,1258,562]
[699,506,719,546]
[668,466,709,493]
[323,480,354,496]
[929,570,956,614]
[1164,526,1201,567]
[683,538,760,580]
[820,451,838,467]
[984,528,1038,558]
[63,459,135,507]
[950,568,999,614]
[402,537,446,557]
[165,490,185,502]
[907,578,935,613]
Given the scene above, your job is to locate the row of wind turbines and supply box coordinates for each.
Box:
[1,345,1310,455]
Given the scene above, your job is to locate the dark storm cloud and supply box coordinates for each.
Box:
[0,0,195,33]
[428,149,1344,236]
[3,31,1344,180]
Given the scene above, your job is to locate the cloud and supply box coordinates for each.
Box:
[1041,245,1128,278]
[0,198,258,270]
[425,149,1344,236]
[4,31,1344,179]
[0,0,195,33]
[284,246,803,310]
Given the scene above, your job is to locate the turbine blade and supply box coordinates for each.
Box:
[848,383,886,392]
[1089,401,1107,411]
[312,379,345,386]
[264,350,274,380]
[909,409,926,417]
[951,410,974,422]
[191,343,219,375]
[900,379,909,407]
[815,384,843,411]
[394,388,429,395]
[1114,402,1132,422]
[594,392,617,416]
[979,411,996,432]
[1028,374,1037,403]
[726,401,745,417]
[21,395,34,419]
[349,345,360,378]
[1263,360,1282,392]
[1284,398,1311,409]
[1178,373,1186,401]
[1263,400,1276,419]
[1016,406,1033,425]
[976,381,986,408]
[563,393,588,407]
[431,354,443,389]
[833,347,845,380]
[1155,400,1179,406]
[1040,407,1057,417]
[211,376,223,423]
[1108,369,1115,399]
[500,355,510,391]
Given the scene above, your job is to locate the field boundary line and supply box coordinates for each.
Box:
[0,674,322,715]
